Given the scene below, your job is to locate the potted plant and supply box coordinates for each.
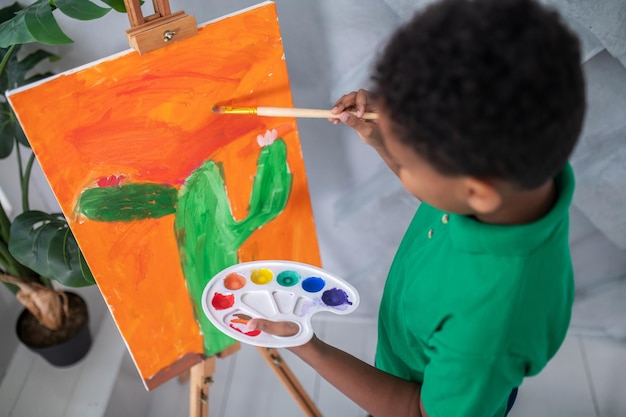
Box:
[0,0,123,366]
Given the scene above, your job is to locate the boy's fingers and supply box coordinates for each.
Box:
[330,104,344,115]
[248,318,300,337]
[330,95,350,123]
[329,104,343,123]
[330,90,376,123]
[332,91,358,112]
[355,89,369,118]
[339,112,366,132]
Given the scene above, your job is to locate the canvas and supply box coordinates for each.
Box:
[8,1,320,390]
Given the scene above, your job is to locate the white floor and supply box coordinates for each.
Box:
[2,285,626,417]
[102,316,626,417]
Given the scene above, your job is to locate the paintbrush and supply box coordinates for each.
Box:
[212,105,378,120]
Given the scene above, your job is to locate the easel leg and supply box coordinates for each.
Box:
[256,347,324,417]
[188,343,241,417]
[188,344,322,417]
[189,356,215,417]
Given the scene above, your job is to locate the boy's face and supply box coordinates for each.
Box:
[378,111,476,214]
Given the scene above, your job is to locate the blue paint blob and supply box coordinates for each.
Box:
[277,270,300,287]
[301,276,325,293]
[322,288,352,307]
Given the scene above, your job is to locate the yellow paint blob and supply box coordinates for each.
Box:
[251,268,274,285]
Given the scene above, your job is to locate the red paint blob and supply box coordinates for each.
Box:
[97,174,125,188]
[211,292,234,310]
[229,324,261,337]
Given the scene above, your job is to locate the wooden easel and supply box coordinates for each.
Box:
[189,344,322,417]
[121,2,323,415]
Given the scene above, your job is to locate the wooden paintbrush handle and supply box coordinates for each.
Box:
[257,106,378,120]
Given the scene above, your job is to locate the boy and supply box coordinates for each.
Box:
[249,0,586,416]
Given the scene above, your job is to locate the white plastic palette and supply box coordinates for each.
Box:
[201,260,360,347]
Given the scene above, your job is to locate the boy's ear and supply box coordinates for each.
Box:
[464,177,502,214]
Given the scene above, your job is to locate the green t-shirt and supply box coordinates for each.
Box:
[376,165,575,417]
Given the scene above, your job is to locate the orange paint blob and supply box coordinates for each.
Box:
[224,273,246,290]
[227,313,261,337]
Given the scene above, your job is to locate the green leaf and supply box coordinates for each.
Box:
[0,44,20,92]
[20,49,59,71]
[56,0,111,21]
[0,102,15,158]
[4,49,57,91]
[99,0,127,13]
[24,70,54,84]
[0,47,56,158]
[0,125,14,157]
[14,118,29,147]
[0,0,74,47]
[23,0,73,45]
[8,211,94,287]
[79,251,96,285]
[0,10,33,46]
[0,3,22,24]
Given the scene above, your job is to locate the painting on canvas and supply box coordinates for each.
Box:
[8,1,320,389]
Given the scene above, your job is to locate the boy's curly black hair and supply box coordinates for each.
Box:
[372,0,586,189]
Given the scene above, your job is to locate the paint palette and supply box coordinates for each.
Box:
[201,260,359,347]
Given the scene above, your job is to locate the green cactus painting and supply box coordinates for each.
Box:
[6,1,322,389]
[76,131,292,355]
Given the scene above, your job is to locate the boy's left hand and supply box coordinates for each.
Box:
[247,318,300,338]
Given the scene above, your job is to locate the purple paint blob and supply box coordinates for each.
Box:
[321,288,352,307]
[302,276,325,293]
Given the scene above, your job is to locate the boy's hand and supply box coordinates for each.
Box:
[330,89,384,149]
[247,318,316,354]
[330,89,400,175]
[247,317,300,337]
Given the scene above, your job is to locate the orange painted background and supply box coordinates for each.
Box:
[8,2,320,388]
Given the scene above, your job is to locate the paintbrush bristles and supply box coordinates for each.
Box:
[212,105,378,120]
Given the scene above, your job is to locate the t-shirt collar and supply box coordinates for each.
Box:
[448,164,575,255]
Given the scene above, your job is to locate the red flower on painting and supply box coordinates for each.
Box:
[97,175,125,187]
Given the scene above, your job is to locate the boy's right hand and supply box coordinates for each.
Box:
[330,89,384,149]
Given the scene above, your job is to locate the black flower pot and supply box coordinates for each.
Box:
[16,292,92,367]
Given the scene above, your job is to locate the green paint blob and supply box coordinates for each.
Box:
[277,270,300,287]
[78,183,177,221]
[174,139,292,355]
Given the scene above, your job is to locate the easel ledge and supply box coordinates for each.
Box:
[123,0,198,54]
